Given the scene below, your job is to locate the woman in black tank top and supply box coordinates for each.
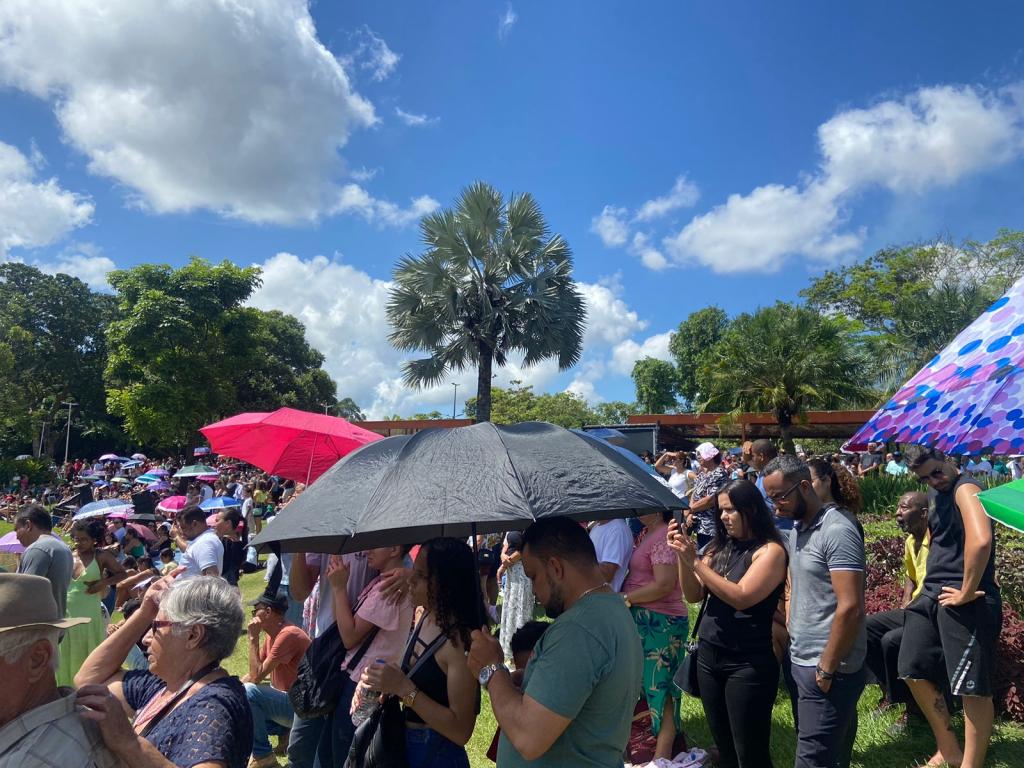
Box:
[669,479,788,768]
[359,537,487,768]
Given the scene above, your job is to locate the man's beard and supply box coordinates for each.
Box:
[896,516,908,532]
[544,581,565,619]
[791,492,809,522]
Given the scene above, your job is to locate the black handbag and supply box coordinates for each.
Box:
[673,594,708,698]
[289,592,379,720]
[345,621,448,768]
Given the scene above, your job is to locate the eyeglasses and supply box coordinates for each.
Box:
[767,482,802,504]
[151,620,177,633]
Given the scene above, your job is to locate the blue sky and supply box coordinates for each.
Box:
[2,1,1023,417]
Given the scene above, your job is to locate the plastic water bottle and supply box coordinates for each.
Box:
[351,659,386,727]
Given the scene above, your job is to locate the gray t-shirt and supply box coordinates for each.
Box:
[17,534,74,618]
[498,591,642,768]
[788,504,866,671]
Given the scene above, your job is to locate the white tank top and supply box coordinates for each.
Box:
[667,468,690,500]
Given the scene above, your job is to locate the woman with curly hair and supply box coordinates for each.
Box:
[807,457,862,520]
[359,537,487,768]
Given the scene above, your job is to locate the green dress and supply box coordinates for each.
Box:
[56,555,107,687]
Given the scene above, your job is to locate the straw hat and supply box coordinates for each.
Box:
[0,573,90,633]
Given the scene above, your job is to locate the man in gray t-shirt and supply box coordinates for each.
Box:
[764,456,866,768]
[15,504,74,618]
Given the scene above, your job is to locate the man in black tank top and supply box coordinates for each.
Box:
[898,445,1002,768]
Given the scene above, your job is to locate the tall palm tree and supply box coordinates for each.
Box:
[387,182,586,422]
[699,302,875,454]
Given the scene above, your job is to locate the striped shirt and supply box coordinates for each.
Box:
[0,688,126,768]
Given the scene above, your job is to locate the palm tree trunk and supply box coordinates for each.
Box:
[475,342,494,422]
[777,411,796,455]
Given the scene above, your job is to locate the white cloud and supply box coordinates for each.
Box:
[0,141,93,256]
[340,26,400,82]
[610,331,674,376]
[395,107,439,127]
[577,281,646,347]
[499,5,518,39]
[0,0,379,224]
[631,232,669,271]
[590,205,630,247]
[350,167,378,182]
[664,82,1024,273]
[634,175,700,222]
[665,182,863,273]
[332,184,440,227]
[819,84,1024,193]
[36,243,115,291]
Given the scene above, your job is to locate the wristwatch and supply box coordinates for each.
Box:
[815,665,835,681]
[478,663,508,689]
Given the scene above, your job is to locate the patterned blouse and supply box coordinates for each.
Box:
[689,466,731,537]
[122,671,253,768]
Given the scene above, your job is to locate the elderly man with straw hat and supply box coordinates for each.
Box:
[0,573,125,767]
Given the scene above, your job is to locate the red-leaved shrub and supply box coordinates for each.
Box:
[996,604,1024,722]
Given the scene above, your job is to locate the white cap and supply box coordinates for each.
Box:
[695,442,719,460]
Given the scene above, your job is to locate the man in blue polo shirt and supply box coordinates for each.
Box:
[763,455,866,768]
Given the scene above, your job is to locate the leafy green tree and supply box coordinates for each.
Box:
[225,308,336,413]
[106,257,337,449]
[802,230,1024,390]
[387,182,586,423]
[699,302,875,454]
[464,381,597,428]
[412,410,446,420]
[631,358,679,414]
[590,400,643,424]
[668,306,730,406]
[334,397,365,421]
[0,263,119,457]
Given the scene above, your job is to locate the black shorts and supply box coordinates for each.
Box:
[897,592,1002,697]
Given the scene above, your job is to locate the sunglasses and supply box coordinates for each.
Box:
[150,619,177,633]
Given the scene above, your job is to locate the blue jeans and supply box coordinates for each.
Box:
[287,676,358,768]
[245,683,295,758]
[405,727,470,768]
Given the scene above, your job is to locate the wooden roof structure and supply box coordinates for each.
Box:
[625,410,877,444]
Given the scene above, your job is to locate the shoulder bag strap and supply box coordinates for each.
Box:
[340,578,383,674]
[690,593,709,640]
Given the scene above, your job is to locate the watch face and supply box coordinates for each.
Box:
[478,665,493,686]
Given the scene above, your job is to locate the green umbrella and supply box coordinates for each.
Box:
[977,479,1024,533]
[173,464,218,478]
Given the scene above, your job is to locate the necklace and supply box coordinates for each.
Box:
[578,582,610,601]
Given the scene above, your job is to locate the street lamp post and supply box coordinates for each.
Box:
[452,383,459,419]
[61,400,77,465]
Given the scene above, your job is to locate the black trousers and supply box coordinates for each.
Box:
[791,664,866,768]
[864,609,911,705]
[696,641,779,768]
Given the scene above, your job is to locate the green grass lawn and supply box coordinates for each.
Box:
[5,518,1021,768]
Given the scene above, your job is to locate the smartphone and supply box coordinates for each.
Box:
[673,508,685,530]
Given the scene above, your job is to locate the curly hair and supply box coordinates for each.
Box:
[807,457,862,515]
[422,537,490,649]
[73,519,107,546]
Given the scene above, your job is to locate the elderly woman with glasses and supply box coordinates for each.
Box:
[75,570,253,768]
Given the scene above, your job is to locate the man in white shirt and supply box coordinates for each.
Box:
[588,518,634,592]
[174,505,224,578]
[199,482,214,502]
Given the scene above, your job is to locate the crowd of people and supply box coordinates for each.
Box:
[0,437,1009,768]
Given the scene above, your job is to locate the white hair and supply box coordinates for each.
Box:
[162,577,244,662]
[0,626,61,670]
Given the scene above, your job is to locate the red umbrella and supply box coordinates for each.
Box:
[200,407,383,485]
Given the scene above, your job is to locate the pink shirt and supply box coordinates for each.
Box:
[622,527,687,617]
[342,578,415,682]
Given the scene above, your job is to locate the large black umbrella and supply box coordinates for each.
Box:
[251,421,682,554]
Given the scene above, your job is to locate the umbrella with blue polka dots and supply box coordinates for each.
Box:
[849,275,1024,455]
